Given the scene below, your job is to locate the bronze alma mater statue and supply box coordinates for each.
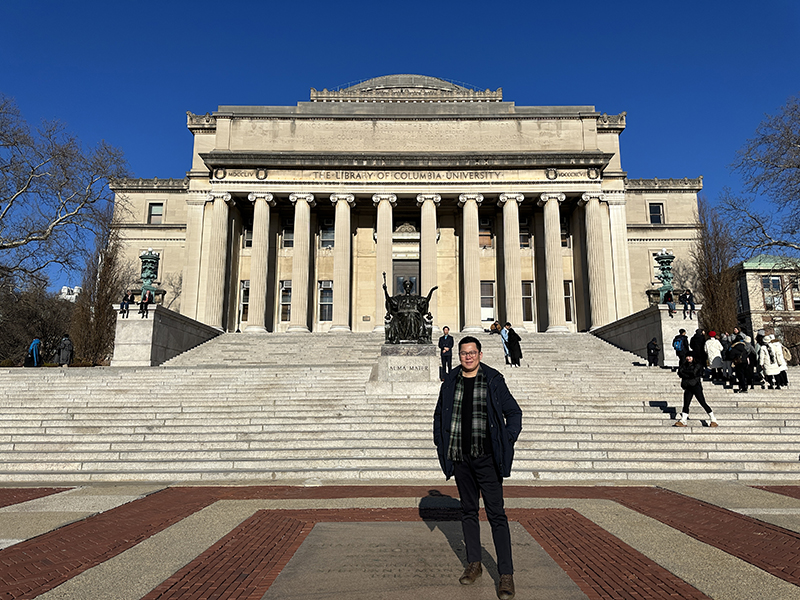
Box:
[382,272,438,344]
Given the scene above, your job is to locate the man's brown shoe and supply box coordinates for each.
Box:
[459,561,482,585]
[497,573,515,599]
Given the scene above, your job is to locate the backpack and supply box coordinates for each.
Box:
[673,337,684,352]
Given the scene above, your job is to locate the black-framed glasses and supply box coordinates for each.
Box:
[459,351,479,357]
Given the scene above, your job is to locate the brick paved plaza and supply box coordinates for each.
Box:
[1,481,799,599]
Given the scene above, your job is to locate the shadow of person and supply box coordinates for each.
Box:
[418,489,500,580]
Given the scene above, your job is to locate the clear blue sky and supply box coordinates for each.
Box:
[2,0,799,286]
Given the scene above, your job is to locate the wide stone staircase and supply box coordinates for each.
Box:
[0,332,798,483]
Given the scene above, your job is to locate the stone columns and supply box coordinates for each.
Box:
[373,194,396,332]
[205,191,231,330]
[330,193,355,332]
[538,193,568,333]
[581,192,610,330]
[244,192,274,333]
[607,193,633,318]
[459,193,484,333]
[499,193,524,328]
[287,193,315,333]
[417,194,440,327]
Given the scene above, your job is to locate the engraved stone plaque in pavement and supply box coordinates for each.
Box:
[261,521,588,600]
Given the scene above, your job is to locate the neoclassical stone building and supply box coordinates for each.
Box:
[111,75,702,333]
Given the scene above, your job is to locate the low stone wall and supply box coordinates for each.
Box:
[111,305,221,367]
[592,304,702,368]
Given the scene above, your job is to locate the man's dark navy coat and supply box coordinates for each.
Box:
[433,363,523,480]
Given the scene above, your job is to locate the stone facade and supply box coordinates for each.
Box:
[111,75,702,333]
[735,254,800,340]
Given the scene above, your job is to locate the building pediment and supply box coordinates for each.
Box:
[310,74,502,103]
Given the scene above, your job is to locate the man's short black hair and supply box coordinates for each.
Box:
[679,329,686,334]
[458,336,482,352]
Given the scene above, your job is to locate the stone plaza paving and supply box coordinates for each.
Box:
[1,481,800,599]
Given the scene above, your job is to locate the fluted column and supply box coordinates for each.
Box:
[205,191,231,330]
[330,193,355,332]
[607,193,633,318]
[287,193,315,333]
[244,192,274,333]
[538,193,568,333]
[459,193,483,333]
[417,194,440,328]
[581,192,610,329]
[499,193,524,328]
[373,194,396,332]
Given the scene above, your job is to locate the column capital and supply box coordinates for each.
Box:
[416,193,441,207]
[206,191,231,204]
[372,193,397,207]
[603,190,627,206]
[330,193,355,206]
[458,193,484,207]
[579,192,605,206]
[247,192,275,206]
[537,192,565,207]
[498,193,524,207]
[289,192,316,207]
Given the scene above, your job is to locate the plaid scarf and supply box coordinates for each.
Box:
[447,367,488,462]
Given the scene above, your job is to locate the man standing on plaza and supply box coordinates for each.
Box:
[438,326,454,380]
[433,336,523,600]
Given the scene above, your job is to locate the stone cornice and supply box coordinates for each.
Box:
[596,112,626,132]
[625,177,703,192]
[110,177,189,191]
[187,112,217,133]
[199,151,613,170]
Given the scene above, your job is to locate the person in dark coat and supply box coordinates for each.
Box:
[728,334,750,393]
[433,336,522,599]
[674,355,718,427]
[680,289,696,319]
[672,329,689,365]
[646,338,660,367]
[120,290,134,318]
[690,329,707,371]
[502,322,522,367]
[140,289,153,318]
[438,326,454,380]
[56,334,74,367]
[663,290,676,317]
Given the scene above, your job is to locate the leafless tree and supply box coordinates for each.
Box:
[70,210,125,366]
[721,93,800,255]
[162,271,182,311]
[0,94,129,281]
[692,197,740,333]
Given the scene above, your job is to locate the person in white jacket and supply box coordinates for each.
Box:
[705,331,724,383]
[774,336,791,388]
[759,334,786,389]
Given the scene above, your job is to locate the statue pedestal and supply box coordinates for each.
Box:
[366,344,441,396]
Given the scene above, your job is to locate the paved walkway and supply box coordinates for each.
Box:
[1,481,799,599]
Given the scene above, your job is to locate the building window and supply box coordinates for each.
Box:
[147,203,163,225]
[239,280,250,322]
[242,229,253,249]
[519,218,530,248]
[649,203,665,225]
[480,280,495,321]
[564,280,574,322]
[280,280,292,321]
[762,276,784,311]
[522,281,534,321]
[479,218,493,248]
[282,218,294,248]
[319,280,333,321]
[792,278,800,311]
[320,219,335,248]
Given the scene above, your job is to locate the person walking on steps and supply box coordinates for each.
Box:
[646,337,660,367]
[672,329,689,365]
[674,355,719,427]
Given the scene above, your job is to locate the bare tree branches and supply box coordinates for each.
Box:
[692,197,739,332]
[722,93,800,256]
[0,94,129,281]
